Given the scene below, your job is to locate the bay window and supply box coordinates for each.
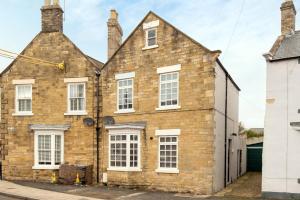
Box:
[33,131,64,169]
[108,130,141,171]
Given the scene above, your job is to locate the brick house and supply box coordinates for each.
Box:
[0,1,246,195]
[0,1,102,181]
[101,10,245,194]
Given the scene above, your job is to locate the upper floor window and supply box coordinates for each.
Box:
[143,20,159,50]
[16,84,32,112]
[12,79,35,116]
[115,72,135,114]
[68,83,86,113]
[160,72,179,107]
[64,77,88,116]
[156,65,181,110]
[146,28,157,47]
[118,79,133,111]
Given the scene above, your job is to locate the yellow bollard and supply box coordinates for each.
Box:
[51,172,57,184]
[75,173,80,185]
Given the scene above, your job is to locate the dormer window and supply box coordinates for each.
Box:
[143,20,159,50]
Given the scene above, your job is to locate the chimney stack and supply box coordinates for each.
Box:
[281,0,296,35]
[107,9,123,59]
[41,0,64,33]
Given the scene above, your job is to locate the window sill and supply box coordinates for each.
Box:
[114,109,135,114]
[107,167,142,172]
[32,165,60,170]
[12,112,34,116]
[142,45,159,50]
[155,168,179,174]
[64,112,88,116]
[156,106,181,111]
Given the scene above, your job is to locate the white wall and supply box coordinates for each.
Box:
[263,58,300,194]
[213,63,242,192]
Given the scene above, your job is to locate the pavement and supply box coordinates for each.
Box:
[0,172,273,200]
[0,180,101,200]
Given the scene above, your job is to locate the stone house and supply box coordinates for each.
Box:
[263,0,300,198]
[101,10,244,194]
[0,1,245,195]
[0,1,103,181]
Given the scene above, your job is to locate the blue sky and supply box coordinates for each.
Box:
[1,0,299,128]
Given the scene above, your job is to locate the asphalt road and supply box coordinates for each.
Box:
[0,195,20,200]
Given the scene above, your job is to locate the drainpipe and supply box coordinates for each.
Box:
[95,71,101,183]
[224,74,228,188]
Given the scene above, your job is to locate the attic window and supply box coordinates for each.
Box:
[143,20,159,50]
[146,29,157,47]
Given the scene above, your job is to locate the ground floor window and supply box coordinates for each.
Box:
[33,131,64,169]
[155,129,180,173]
[108,130,140,171]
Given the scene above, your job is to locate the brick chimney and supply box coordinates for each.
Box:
[281,0,296,35]
[41,0,64,33]
[107,9,123,59]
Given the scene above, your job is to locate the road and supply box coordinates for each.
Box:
[0,195,19,200]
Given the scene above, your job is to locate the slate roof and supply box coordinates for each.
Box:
[267,31,300,61]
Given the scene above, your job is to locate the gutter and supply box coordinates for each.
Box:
[95,71,101,183]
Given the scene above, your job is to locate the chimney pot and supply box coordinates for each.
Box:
[53,0,60,5]
[45,0,51,6]
[110,9,118,20]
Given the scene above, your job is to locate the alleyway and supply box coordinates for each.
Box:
[215,172,262,198]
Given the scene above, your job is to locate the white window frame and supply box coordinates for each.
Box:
[115,79,135,114]
[145,28,158,48]
[155,129,180,174]
[115,72,135,114]
[33,130,64,170]
[107,129,141,172]
[142,20,159,50]
[13,84,33,116]
[64,82,87,116]
[156,65,181,111]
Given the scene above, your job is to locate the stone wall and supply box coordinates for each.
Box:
[0,32,102,182]
[101,12,218,194]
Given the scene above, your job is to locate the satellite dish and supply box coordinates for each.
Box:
[103,116,115,125]
[83,118,94,126]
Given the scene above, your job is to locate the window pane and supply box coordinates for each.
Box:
[69,83,85,111]
[109,134,139,169]
[118,79,133,110]
[148,38,156,46]
[110,134,127,168]
[159,136,178,169]
[130,137,138,167]
[148,29,156,38]
[160,72,178,107]
[17,85,31,98]
[55,135,61,165]
[38,135,51,165]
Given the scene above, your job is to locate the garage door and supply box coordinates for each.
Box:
[247,143,263,172]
